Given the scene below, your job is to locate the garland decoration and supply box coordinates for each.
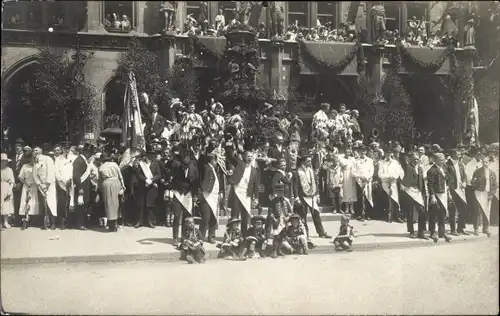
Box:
[297,39,361,74]
[396,41,454,73]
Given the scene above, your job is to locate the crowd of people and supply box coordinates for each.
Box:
[1,93,498,264]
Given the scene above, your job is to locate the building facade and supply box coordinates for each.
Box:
[1,1,476,144]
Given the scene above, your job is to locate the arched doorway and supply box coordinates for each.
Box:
[103,77,126,130]
[2,61,67,148]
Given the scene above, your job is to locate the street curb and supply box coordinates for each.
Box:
[1,234,494,266]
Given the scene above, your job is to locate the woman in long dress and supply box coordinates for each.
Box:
[1,153,15,229]
[98,153,126,232]
[339,148,357,214]
[18,151,40,229]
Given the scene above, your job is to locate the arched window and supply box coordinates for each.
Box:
[103,77,126,129]
[104,1,135,33]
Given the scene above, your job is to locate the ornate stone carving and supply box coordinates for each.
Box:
[235,1,252,25]
[161,1,178,34]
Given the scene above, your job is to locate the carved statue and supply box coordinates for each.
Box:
[161,1,177,32]
[464,18,476,47]
[235,1,252,25]
[370,1,386,44]
[269,1,285,39]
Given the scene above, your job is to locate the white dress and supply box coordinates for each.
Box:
[340,156,357,203]
[18,164,40,216]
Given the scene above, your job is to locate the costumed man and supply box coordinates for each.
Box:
[179,103,204,141]
[207,101,226,139]
[12,138,25,226]
[218,218,247,260]
[293,149,331,239]
[226,140,259,238]
[72,143,94,230]
[268,158,293,258]
[401,152,428,239]
[145,103,166,143]
[427,153,452,243]
[378,148,405,223]
[134,149,162,228]
[199,143,224,243]
[54,143,73,229]
[33,146,58,230]
[465,146,483,225]
[246,215,267,258]
[446,147,468,236]
[312,103,330,144]
[280,213,308,255]
[471,154,497,237]
[353,145,374,221]
[167,145,198,246]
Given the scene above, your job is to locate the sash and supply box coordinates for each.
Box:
[202,165,220,225]
[474,190,491,223]
[454,188,467,204]
[173,190,193,215]
[234,183,252,217]
[356,179,373,207]
[401,185,425,208]
[300,194,320,212]
[381,179,399,205]
[80,159,91,184]
[139,161,154,180]
[435,192,448,218]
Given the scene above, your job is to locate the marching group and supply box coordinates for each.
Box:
[1,96,498,264]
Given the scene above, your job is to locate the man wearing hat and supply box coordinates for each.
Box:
[280,213,308,255]
[465,146,484,223]
[446,147,468,235]
[11,138,25,225]
[218,218,246,260]
[226,141,259,238]
[427,153,452,243]
[134,148,162,228]
[72,143,95,230]
[353,145,374,221]
[294,149,331,239]
[471,154,497,237]
[33,146,58,230]
[246,215,267,258]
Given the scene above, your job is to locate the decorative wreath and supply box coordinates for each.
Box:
[396,42,454,74]
[296,39,361,74]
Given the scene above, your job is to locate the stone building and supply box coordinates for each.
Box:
[1,1,477,145]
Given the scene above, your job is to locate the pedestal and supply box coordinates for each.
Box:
[371,43,385,102]
[161,35,176,71]
[269,39,284,96]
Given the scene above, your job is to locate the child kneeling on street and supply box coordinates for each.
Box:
[333,215,355,252]
[280,214,308,255]
[246,215,268,258]
[217,218,247,260]
[179,217,206,263]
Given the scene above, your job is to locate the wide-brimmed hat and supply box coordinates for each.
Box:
[251,215,266,224]
[227,218,241,226]
[0,153,11,162]
[289,213,301,221]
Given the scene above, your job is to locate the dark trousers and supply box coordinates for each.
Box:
[136,200,154,225]
[172,199,191,239]
[428,199,447,236]
[199,198,217,240]
[329,187,341,212]
[491,196,499,226]
[465,186,476,224]
[356,184,373,219]
[74,204,87,228]
[38,191,55,225]
[384,190,401,219]
[473,196,490,231]
[405,193,426,234]
[297,199,325,237]
[56,185,69,220]
[13,183,22,225]
[230,194,250,238]
[449,190,467,232]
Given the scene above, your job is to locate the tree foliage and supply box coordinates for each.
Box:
[18,46,98,143]
[165,56,199,110]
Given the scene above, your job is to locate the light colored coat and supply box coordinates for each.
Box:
[33,154,57,216]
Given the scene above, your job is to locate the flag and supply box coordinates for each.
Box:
[127,72,145,150]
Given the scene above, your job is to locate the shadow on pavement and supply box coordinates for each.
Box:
[136,237,174,245]
[369,233,409,238]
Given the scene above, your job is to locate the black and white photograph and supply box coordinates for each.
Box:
[1,1,499,315]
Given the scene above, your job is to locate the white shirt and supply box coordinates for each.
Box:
[241,165,252,187]
[378,159,404,181]
[465,159,482,186]
[353,157,374,181]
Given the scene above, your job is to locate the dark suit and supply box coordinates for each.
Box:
[73,155,91,228]
[226,148,259,237]
[446,159,467,232]
[145,112,165,141]
[199,159,225,240]
[471,167,498,230]
[167,156,199,239]
[134,160,162,226]
[426,164,450,237]
[11,152,24,223]
[401,164,426,234]
[312,151,329,206]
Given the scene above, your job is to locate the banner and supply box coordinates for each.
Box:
[128,72,145,150]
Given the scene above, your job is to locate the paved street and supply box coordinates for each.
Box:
[1,238,498,315]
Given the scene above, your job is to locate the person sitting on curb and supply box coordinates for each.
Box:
[333,215,355,252]
[217,218,247,260]
[280,214,308,255]
[246,215,268,259]
[179,217,206,264]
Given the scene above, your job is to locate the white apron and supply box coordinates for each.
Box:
[435,192,449,218]
[357,179,373,207]
[382,180,399,206]
[401,185,425,208]
[203,164,220,225]
[174,167,193,215]
[234,166,252,217]
[298,168,320,212]
[475,169,492,223]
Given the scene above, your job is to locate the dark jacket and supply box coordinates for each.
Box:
[471,167,498,194]
[145,112,166,139]
[402,163,426,195]
[166,156,199,196]
[426,164,449,196]
[73,155,91,204]
[201,161,224,194]
[135,160,162,207]
[271,169,291,198]
[446,159,467,190]
[226,147,259,198]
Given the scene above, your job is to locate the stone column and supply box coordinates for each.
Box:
[85,0,104,33]
[365,2,373,44]
[209,1,218,26]
[175,1,186,33]
[458,47,476,145]
[401,2,408,36]
[269,40,284,95]
[371,44,385,99]
[161,36,177,72]
[309,1,318,28]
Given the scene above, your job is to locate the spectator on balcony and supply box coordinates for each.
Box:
[215,8,225,30]
[121,15,131,31]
